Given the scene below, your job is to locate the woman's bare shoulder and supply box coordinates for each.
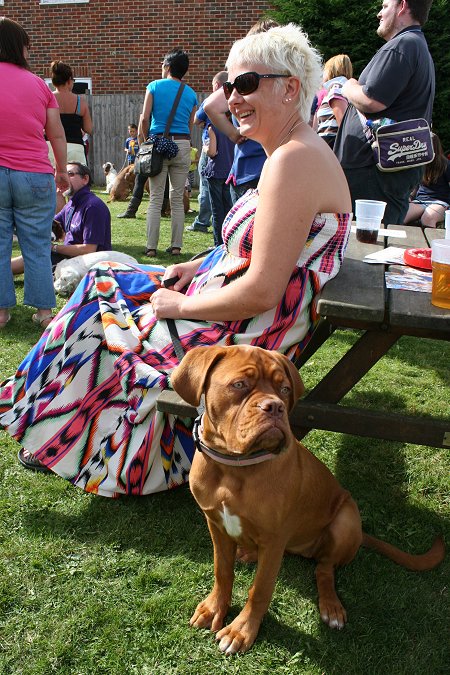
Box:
[266,134,351,213]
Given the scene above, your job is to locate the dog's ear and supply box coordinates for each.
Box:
[272,351,305,409]
[171,346,227,406]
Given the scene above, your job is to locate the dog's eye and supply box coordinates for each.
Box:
[280,385,291,395]
[232,381,245,389]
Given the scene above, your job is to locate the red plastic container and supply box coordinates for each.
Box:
[403,247,432,271]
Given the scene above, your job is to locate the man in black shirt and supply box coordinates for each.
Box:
[334,0,435,224]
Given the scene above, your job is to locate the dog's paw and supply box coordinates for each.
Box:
[215,615,261,655]
[319,599,347,630]
[190,595,228,632]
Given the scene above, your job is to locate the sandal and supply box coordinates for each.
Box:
[171,247,181,256]
[17,447,52,474]
[144,248,157,257]
[0,311,11,329]
[32,313,53,329]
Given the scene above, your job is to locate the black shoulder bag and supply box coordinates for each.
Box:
[135,82,186,178]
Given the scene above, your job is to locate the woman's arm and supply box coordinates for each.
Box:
[203,89,242,144]
[45,108,69,191]
[139,90,153,142]
[188,106,197,136]
[329,97,348,127]
[80,97,93,135]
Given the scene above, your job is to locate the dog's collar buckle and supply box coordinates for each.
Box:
[192,415,276,467]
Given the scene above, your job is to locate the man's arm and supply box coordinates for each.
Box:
[342,78,386,114]
[52,242,97,257]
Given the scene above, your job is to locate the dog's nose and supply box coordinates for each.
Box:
[257,398,285,417]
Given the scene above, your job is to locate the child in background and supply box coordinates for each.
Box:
[404,133,450,228]
[124,123,139,165]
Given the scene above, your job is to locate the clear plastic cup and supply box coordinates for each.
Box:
[431,239,450,309]
[355,200,387,243]
[444,210,450,240]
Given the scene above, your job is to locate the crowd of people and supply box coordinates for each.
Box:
[0,1,447,495]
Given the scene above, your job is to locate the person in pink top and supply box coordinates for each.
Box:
[0,17,68,329]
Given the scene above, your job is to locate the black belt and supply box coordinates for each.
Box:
[156,133,190,140]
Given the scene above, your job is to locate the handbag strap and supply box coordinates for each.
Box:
[163,82,186,137]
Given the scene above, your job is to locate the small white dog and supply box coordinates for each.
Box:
[54,251,138,297]
[102,162,118,193]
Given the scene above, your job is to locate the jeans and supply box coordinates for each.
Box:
[146,140,191,250]
[344,165,423,225]
[0,166,56,309]
[229,177,260,205]
[192,151,212,229]
[207,177,232,246]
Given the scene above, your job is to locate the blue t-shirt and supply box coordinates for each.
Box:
[147,79,197,135]
[228,135,267,187]
[202,124,235,181]
[54,186,112,251]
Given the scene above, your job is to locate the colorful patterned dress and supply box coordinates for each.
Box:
[0,191,351,497]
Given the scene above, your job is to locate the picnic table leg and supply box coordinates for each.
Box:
[293,329,399,439]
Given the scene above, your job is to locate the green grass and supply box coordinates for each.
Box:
[0,190,449,674]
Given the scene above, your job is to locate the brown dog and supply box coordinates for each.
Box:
[171,345,444,655]
[108,165,189,214]
[108,164,149,202]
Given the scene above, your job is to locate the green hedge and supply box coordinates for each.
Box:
[269,0,450,149]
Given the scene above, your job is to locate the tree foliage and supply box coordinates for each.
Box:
[269,0,450,149]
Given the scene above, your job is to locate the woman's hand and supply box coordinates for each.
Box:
[150,288,185,319]
[55,171,70,192]
[162,259,203,292]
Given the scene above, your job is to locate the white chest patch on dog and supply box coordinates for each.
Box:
[220,503,242,538]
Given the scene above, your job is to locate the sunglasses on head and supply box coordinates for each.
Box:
[223,71,290,99]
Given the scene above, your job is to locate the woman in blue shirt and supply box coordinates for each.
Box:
[139,50,197,256]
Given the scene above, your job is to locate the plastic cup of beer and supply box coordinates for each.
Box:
[355,200,387,244]
[431,239,450,309]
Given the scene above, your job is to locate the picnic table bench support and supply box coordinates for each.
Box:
[292,327,450,448]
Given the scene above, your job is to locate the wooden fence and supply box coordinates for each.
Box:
[86,93,206,188]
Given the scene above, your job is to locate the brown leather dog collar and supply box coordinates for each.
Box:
[192,415,278,467]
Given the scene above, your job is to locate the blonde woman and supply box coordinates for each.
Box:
[314,54,353,148]
[1,25,351,494]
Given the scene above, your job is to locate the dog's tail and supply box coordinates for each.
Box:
[362,533,445,571]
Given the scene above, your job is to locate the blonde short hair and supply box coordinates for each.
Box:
[225,23,323,123]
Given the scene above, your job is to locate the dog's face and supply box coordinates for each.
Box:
[171,345,304,456]
[103,162,115,174]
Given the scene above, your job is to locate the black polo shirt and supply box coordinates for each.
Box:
[334,26,435,169]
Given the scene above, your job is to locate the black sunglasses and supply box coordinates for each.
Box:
[223,72,290,99]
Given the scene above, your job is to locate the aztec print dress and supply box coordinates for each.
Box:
[0,191,351,497]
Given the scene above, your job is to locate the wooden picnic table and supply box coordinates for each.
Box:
[292,225,449,449]
[157,225,450,449]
